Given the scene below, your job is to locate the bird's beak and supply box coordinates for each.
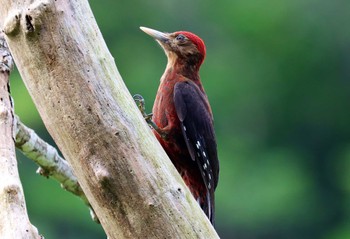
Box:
[140,26,169,43]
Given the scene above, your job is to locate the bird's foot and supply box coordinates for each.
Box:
[133,94,152,119]
[133,94,168,139]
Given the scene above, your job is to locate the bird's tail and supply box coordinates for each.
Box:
[200,189,215,225]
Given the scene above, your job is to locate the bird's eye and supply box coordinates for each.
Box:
[176,34,186,41]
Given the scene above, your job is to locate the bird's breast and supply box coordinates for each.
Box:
[152,73,179,129]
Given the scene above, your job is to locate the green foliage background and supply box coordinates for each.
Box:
[11,0,350,238]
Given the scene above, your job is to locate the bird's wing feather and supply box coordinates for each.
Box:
[174,81,219,222]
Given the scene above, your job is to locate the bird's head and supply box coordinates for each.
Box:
[140,26,206,68]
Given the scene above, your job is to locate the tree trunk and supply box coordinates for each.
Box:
[0,1,219,238]
[0,34,40,238]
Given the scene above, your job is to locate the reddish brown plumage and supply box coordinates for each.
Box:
[152,70,209,214]
[140,27,219,224]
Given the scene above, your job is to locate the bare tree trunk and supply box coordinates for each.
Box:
[0,1,219,238]
[0,35,40,239]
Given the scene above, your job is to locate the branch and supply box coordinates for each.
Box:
[0,1,219,238]
[15,116,99,222]
[0,33,41,239]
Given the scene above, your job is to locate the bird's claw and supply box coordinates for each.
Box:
[133,94,154,121]
[133,94,147,116]
[133,94,168,139]
[133,94,155,124]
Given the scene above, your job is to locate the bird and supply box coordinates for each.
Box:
[136,26,219,225]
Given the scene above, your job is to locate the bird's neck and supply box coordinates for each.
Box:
[164,52,202,82]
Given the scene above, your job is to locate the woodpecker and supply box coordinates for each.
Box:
[137,26,219,224]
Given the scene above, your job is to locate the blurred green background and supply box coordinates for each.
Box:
[11,0,350,238]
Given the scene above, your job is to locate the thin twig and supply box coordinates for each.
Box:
[14,116,99,222]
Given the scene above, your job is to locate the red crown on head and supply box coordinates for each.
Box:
[175,31,206,59]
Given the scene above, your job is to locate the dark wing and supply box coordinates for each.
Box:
[174,81,219,223]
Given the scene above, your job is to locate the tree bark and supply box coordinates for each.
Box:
[0,34,40,239]
[0,1,219,238]
[15,116,96,219]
